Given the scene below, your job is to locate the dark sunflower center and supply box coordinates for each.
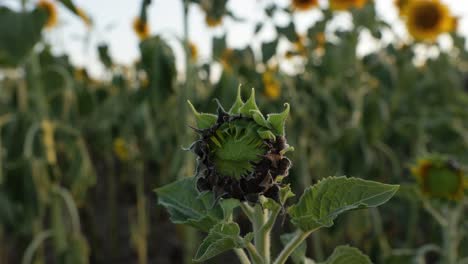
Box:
[208,119,266,180]
[414,4,441,30]
[423,166,462,197]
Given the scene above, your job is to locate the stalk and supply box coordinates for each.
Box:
[273,229,314,264]
[442,204,462,264]
[253,204,270,263]
[135,162,148,264]
[234,248,252,264]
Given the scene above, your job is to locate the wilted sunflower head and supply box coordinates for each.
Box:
[292,0,319,11]
[411,155,465,200]
[404,0,453,41]
[329,0,367,11]
[133,17,150,40]
[188,87,293,203]
[37,0,58,28]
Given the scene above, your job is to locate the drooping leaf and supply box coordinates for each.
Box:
[0,7,47,66]
[288,176,399,231]
[155,177,224,232]
[320,246,372,264]
[193,222,253,262]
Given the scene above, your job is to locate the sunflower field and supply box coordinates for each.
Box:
[1,0,468,263]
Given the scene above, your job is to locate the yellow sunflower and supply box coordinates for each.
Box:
[205,15,223,28]
[411,156,465,200]
[37,0,58,28]
[329,0,367,11]
[292,0,319,11]
[188,42,198,61]
[404,0,453,41]
[113,137,130,161]
[394,0,411,15]
[262,69,281,100]
[133,17,150,40]
[220,48,234,71]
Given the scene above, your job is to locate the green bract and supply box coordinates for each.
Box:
[188,87,293,203]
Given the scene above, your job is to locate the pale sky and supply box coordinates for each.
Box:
[3,0,468,77]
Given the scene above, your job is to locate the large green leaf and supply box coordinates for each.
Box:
[194,222,252,262]
[321,246,372,264]
[288,176,398,231]
[0,7,47,66]
[155,177,225,232]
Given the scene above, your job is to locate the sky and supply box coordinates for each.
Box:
[3,0,468,77]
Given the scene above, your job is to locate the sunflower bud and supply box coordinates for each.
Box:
[411,155,465,200]
[188,87,293,203]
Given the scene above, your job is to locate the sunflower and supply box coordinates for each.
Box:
[37,0,58,28]
[404,0,453,41]
[133,17,150,40]
[292,0,319,11]
[329,0,367,11]
[220,48,234,71]
[188,42,198,61]
[188,88,293,203]
[205,14,223,28]
[262,69,281,100]
[394,0,410,15]
[113,137,130,161]
[411,156,465,200]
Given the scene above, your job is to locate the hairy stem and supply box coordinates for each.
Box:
[253,204,270,263]
[442,204,462,264]
[234,248,252,264]
[273,229,314,264]
[246,242,265,264]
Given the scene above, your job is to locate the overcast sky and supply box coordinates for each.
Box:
[4,0,468,77]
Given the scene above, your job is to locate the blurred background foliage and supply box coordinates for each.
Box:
[1,0,468,263]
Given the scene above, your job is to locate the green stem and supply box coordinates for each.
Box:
[240,202,255,221]
[246,242,265,264]
[253,204,270,263]
[21,230,52,264]
[442,205,462,264]
[273,229,314,264]
[234,248,252,264]
[370,208,391,260]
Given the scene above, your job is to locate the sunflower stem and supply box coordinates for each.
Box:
[273,229,315,264]
[246,242,265,264]
[234,248,252,264]
[442,204,462,264]
[253,204,270,263]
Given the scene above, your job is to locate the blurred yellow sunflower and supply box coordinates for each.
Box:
[220,48,234,71]
[329,0,367,11]
[189,42,198,61]
[394,0,410,15]
[404,0,453,41]
[133,17,150,40]
[292,0,319,11]
[411,156,465,200]
[262,69,281,100]
[113,137,130,161]
[205,15,223,28]
[37,0,58,28]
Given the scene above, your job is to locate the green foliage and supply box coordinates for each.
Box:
[0,7,46,66]
[288,177,399,231]
[320,246,372,264]
[155,177,224,232]
[194,223,253,262]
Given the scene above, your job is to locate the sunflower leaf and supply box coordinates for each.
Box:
[288,176,399,231]
[320,245,371,264]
